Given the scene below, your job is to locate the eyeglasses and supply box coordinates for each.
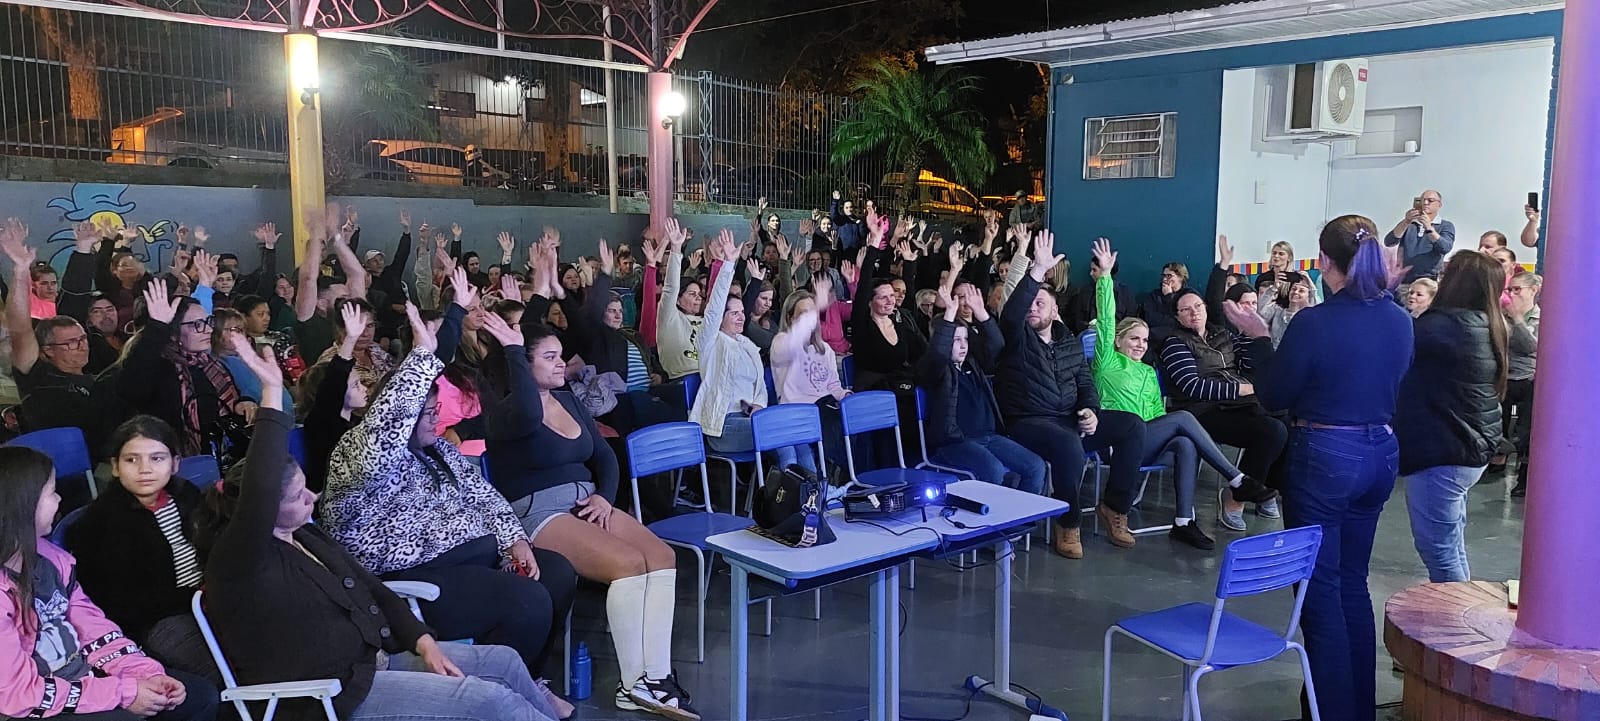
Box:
[43,335,87,350]
[178,316,216,333]
[1176,305,1205,316]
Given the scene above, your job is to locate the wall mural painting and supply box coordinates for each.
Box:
[42,184,180,273]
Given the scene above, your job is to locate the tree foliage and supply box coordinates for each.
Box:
[831,58,993,207]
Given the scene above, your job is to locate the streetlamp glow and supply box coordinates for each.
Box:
[659,90,686,128]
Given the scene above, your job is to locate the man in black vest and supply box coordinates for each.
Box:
[994,229,1147,560]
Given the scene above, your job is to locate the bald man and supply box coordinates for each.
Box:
[1386,188,1456,283]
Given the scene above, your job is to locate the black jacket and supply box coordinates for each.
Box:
[1393,308,1504,474]
[1066,279,1133,334]
[565,273,660,380]
[64,477,202,641]
[994,274,1099,422]
[1136,287,1183,331]
[916,317,1004,448]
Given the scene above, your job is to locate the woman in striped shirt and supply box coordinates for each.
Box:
[65,416,216,678]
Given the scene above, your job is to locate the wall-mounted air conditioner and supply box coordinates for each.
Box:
[1284,58,1368,137]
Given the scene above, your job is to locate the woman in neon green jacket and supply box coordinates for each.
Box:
[1087,238,1278,548]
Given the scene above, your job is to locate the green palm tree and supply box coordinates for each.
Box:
[832,58,993,209]
[319,42,437,186]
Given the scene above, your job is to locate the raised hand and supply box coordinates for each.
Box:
[324,201,344,240]
[739,239,755,260]
[251,223,280,249]
[450,266,478,310]
[959,282,986,317]
[745,258,766,282]
[790,244,807,268]
[1384,247,1412,291]
[344,206,359,231]
[1216,234,1234,267]
[840,259,858,285]
[713,228,738,263]
[895,237,917,261]
[73,220,98,253]
[947,241,966,278]
[641,234,665,265]
[1092,237,1117,275]
[142,281,181,325]
[451,222,463,240]
[541,225,561,249]
[813,273,834,309]
[479,310,523,347]
[758,196,768,211]
[405,302,437,353]
[193,249,219,288]
[400,208,411,230]
[0,218,34,268]
[794,220,812,241]
[936,282,956,317]
[417,221,431,239]
[598,239,614,276]
[499,270,520,301]
[662,218,686,250]
[192,225,210,247]
[497,231,515,258]
[339,301,366,343]
[1028,229,1064,281]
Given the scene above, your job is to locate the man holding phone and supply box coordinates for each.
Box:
[1386,189,1456,283]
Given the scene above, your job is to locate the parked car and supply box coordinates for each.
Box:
[877,171,983,226]
[705,165,803,207]
[108,107,287,171]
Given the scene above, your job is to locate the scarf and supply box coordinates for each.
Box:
[162,345,241,456]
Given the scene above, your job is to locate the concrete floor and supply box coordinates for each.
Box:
[562,464,1526,721]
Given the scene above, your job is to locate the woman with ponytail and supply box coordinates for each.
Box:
[1231,214,1414,721]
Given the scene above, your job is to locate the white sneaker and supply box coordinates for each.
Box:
[1256,497,1282,519]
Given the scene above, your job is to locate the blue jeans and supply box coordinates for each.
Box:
[352,643,560,721]
[931,434,1048,495]
[1283,426,1398,721]
[1404,465,1486,583]
[708,413,816,472]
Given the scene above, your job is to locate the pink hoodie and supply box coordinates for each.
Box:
[0,542,164,717]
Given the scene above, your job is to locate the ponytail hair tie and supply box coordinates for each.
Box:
[1353,227,1375,243]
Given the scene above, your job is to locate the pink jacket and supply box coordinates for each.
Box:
[435,375,486,456]
[0,542,164,717]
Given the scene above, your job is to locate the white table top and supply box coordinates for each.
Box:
[706,480,1067,583]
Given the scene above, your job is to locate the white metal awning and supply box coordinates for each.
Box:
[925,0,1562,67]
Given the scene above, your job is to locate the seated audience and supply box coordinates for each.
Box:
[296,302,372,491]
[651,221,705,381]
[1065,247,1132,334]
[1158,288,1286,531]
[1406,277,1438,318]
[996,231,1146,560]
[213,309,295,418]
[1136,262,1188,331]
[1,221,98,437]
[1502,271,1541,497]
[64,416,215,677]
[917,277,1046,496]
[1087,239,1276,550]
[195,340,562,721]
[1257,274,1318,349]
[770,281,851,469]
[0,445,219,721]
[480,316,698,719]
[742,276,778,357]
[850,215,928,450]
[320,301,576,717]
[1393,251,1506,582]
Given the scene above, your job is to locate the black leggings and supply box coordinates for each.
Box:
[381,537,577,677]
[1503,377,1535,485]
[1191,403,1289,490]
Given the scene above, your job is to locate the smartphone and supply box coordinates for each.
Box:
[1528,191,1540,212]
[1413,197,1424,211]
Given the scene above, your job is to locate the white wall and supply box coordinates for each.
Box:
[1327,40,1552,257]
[1216,66,1332,265]
[1215,40,1552,266]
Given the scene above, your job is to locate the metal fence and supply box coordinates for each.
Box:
[0,3,885,211]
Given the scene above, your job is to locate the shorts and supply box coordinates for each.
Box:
[510,481,596,541]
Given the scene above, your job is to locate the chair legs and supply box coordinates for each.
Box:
[692,547,706,664]
[1101,626,1116,721]
[320,697,338,721]
[563,607,573,696]
[812,589,822,620]
[907,559,916,589]
[1291,642,1321,721]
[1186,666,1213,721]
[711,457,741,515]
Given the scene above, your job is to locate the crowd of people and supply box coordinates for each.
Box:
[0,184,1543,721]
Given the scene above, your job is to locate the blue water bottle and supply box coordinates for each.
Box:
[570,642,592,700]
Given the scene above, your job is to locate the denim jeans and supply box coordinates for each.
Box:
[1142,411,1245,520]
[1404,465,1486,582]
[931,434,1048,495]
[708,412,817,472]
[351,643,560,721]
[1283,426,1399,721]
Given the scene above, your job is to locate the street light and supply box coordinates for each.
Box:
[659,90,686,129]
[287,33,321,108]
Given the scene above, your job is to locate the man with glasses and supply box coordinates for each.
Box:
[1387,189,1457,284]
[0,219,97,436]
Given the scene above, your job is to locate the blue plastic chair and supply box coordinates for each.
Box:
[682,373,702,408]
[179,456,223,487]
[1084,448,1173,536]
[749,404,829,512]
[627,422,757,662]
[763,367,778,407]
[910,387,976,480]
[46,506,88,548]
[1102,526,1324,721]
[7,427,97,501]
[840,355,855,390]
[682,372,759,512]
[1081,328,1097,362]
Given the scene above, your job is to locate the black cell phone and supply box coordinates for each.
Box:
[1528,191,1540,212]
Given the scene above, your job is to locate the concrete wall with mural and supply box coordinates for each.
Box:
[0,180,758,279]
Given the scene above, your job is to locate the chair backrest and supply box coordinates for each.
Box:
[840,355,855,390]
[1215,526,1322,599]
[191,591,243,691]
[627,422,708,478]
[682,373,702,408]
[47,506,88,548]
[763,368,778,407]
[179,456,222,486]
[7,427,92,477]
[287,426,307,468]
[839,390,900,436]
[750,404,824,452]
[1080,329,1097,362]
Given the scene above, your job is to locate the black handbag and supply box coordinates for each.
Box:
[752,464,836,548]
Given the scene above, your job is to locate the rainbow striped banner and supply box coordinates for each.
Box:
[1227,259,1320,275]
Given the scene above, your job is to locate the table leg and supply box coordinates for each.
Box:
[964,539,1068,720]
[869,569,889,721]
[885,564,901,721]
[731,566,749,721]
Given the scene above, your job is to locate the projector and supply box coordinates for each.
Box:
[842,479,947,519]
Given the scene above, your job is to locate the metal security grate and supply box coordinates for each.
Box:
[1083,112,1177,180]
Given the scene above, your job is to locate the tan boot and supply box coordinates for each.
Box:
[1097,506,1136,548]
[1052,522,1083,559]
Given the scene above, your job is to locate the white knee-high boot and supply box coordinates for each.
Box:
[607,573,649,685]
[641,569,678,679]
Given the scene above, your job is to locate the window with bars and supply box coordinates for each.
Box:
[1083,112,1177,180]
[434,90,477,119]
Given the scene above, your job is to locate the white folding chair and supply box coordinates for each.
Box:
[192,591,342,721]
